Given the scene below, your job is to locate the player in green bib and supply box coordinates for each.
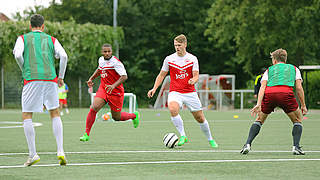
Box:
[13,14,68,166]
[240,48,307,155]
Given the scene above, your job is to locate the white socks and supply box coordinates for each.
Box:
[199,120,213,141]
[52,117,64,154]
[23,119,36,157]
[171,114,186,136]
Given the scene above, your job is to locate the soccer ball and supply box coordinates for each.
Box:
[163,133,179,148]
[102,112,111,121]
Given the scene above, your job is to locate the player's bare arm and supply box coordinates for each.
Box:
[188,71,199,85]
[87,68,100,88]
[147,70,168,98]
[105,75,128,94]
[251,80,267,117]
[295,79,308,115]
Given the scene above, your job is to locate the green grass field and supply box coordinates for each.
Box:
[0,108,320,180]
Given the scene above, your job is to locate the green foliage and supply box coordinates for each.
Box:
[304,71,320,108]
[206,0,320,76]
[0,20,123,77]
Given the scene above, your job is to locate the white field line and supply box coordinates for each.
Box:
[1,158,320,169]
[0,122,42,129]
[1,150,320,156]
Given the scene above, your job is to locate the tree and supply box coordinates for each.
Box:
[206,0,320,77]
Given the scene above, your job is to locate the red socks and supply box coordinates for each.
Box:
[85,108,97,135]
[120,112,136,121]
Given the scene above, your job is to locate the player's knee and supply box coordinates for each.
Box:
[112,116,121,121]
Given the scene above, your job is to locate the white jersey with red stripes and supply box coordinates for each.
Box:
[98,56,127,95]
[161,52,199,93]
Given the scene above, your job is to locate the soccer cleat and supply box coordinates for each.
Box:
[292,146,305,155]
[209,139,218,148]
[24,154,40,167]
[133,111,140,128]
[57,152,67,165]
[177,136,189,146]
[80,133,90,142]
[240,144,251,154]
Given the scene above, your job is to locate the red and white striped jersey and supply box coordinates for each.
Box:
[98,56,127,95]
[161,52,199,93]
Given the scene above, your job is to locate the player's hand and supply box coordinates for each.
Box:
[188,78,195,85]
[87,80,94,88]
[58,78,64,87]
[147,89,156,98]
[301,106,308,116]
[250,104,261,117]
[105,84,115,94]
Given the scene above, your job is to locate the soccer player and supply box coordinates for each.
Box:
[240,48,308,155]
[58,82,69,116]
[253,68,266,99]
[13,14,68,166]
[147,34,218,148]
[79,44,139,141]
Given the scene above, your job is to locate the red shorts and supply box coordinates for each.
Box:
[261,92,298,114]
[59,99,67,104]
[95,86,124,112]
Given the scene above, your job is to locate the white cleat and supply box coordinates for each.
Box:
[57,152,67,165]
[292,146,305,155]
[240,144,251,154]
[24,154,40,167]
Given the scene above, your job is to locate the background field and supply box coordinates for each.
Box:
[0,109,319,180]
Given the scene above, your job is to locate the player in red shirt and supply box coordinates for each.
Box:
[80,44,139,141]
[148,34,218,148]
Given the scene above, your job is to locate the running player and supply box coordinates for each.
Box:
[147,34,218,148]
[240,48,308,155]
[13,14,68,166]
[80,44,139,142]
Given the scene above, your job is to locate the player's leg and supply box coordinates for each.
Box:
[21,81,44,166]
[168,92,187,146]
[44,81,67,165]
[191,110,218,148]
[22,112,40,166]
[108,94,139,128]
[49,108,67,165]
[59,100,64,116]
[184,92,217,148]
[241,93,274,154]
[241,112,268,154]
[287,109,304,155]
[64,100,69,114]
[80,97,106,141]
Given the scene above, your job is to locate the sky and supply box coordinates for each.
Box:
[0,0,61,19]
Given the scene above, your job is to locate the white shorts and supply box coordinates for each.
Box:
[22,81,59,112]
[167,91,202,112]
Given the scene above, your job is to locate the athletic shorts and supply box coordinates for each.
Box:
[95,86,124,112]
[59,99,67,104]
[168,91,202,112]
[22,81,59,112]
[261,92,298,114]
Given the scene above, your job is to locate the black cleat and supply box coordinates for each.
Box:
[240,144,251,154]
[292,146,305,155]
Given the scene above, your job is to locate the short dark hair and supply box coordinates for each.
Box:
[102,43,112,49]
[30,14,44,28]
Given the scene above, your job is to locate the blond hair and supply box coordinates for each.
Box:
[270,48,287,62]
[174,34,187,43]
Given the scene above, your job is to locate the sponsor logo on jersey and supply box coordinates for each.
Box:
[176,70,188,79]
[101,70,108,78]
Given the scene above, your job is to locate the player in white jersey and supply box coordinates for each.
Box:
[147,34,218,148]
